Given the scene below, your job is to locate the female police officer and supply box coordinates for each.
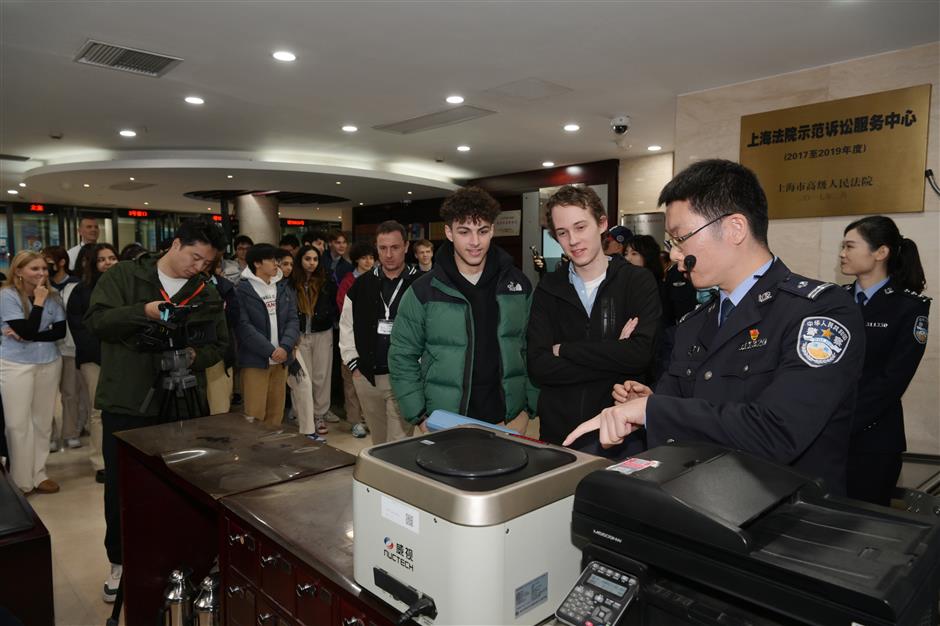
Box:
[840,215,930,506]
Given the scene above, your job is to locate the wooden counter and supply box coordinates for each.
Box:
[221,467,400,626]
[115,414,356,625]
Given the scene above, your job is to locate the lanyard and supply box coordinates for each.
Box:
[159,282,205,320]
[379,278,404,320]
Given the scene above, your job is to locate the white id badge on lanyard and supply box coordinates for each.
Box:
[378,277,404,336]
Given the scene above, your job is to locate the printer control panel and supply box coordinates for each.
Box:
[556,561,637,626]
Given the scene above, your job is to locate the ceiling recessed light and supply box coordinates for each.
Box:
[18,183,26,188]
[335,181,342,185]
[359,202,364,206]
[647,145,662,151]
[563,123,580,132]
[542,161,555,167]
[446,95,464,104]
[129,177,135,181]
[184,96,205,105]
[341,125,358,132]
[273,50,296,62]
[207,207,212,211]
[6,189,17,195]
[457,145,471,152]
[407,191,413,195]
[119,129,136,137]
[226,175,234,179]
[83,183,91,188]
[144,202,149,205]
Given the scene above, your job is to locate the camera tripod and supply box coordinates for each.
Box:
[140,348,208,423]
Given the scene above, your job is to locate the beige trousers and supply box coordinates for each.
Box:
[352,373,413,444]
[287,350,315,434]
[205,360,233,415]
[295,331,333,417]
[52,355,90,442]
[79,362,104,471]
[242,365,288,424]
[340,362,362,424]
[1,358,62,491]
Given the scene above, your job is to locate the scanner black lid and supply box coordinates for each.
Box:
[573,444,940,623]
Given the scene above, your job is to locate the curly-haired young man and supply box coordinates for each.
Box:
[389,187,538,433]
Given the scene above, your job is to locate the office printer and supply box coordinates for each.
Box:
[560,443,940,626]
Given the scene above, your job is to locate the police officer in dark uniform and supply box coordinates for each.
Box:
[565,159,865,495]
[660,263,698,326]
[840,216,930,506]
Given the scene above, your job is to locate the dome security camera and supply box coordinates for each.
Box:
[611,115,631,135]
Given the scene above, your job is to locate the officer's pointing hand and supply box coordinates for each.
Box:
[562,399,648,448]
[612,380,653,404]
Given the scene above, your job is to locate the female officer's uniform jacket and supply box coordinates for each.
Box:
[646,259,865,495]
[845,280,930,454]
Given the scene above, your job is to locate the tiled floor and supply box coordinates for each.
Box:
[29,415,373,626]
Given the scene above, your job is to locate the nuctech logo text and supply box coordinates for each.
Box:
[383,536,414,571]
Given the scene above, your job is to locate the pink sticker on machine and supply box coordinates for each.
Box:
[607,457,660,475]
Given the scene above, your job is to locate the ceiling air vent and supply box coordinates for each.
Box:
[74,40,182,77]
[374,105,497,135]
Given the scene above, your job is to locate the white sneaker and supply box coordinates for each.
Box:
[351,423,368,438]
[66,437,82,449]
[103,563,122,603]
[323,411,341,423]
[49,440,60,453]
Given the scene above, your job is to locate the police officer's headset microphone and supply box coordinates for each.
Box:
[682,255,697,274]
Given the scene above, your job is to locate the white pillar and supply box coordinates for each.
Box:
[234,194,280,244]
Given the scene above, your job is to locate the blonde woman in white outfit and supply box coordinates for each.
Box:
[289,246,339,437]
[0,251,66,495]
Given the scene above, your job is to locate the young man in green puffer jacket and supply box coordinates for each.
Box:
[389,187,538,433]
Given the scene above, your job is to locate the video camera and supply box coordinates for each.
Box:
[136,303,216,353]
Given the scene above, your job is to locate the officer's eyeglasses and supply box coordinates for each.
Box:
[663,213,732,252]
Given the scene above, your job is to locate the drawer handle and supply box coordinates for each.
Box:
[257,612,275,624]
[296,582,318,597]
[226,585,242,598]
[260,554,276,568]
[229,533,255,550]
[342,618,364,626]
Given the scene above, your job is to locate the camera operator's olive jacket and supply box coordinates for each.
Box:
[84,254,229,417]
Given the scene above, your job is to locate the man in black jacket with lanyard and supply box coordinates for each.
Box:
[565,160,865,494]
[339,220,420,444]
[527,185,661,451]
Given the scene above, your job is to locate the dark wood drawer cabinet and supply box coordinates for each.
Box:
[257,593,295,626]
[225,570,256,626]
[258,536,296,615]
[295,570,334,626]
[227,517,259,585]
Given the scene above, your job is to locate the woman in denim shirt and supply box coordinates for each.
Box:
[0,250,66,495]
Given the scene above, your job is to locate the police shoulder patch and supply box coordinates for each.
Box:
[902,289,932,303]
[914,315,929,344]
[779,276,835,300]
[797,316,852,368]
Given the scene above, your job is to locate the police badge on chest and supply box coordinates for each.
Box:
[738,328,767,351]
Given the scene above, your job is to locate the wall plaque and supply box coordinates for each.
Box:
[740,84,931,219]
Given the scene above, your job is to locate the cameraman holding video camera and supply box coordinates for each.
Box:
[84,217,228,603]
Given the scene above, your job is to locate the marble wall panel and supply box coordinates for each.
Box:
[618,153,674,216]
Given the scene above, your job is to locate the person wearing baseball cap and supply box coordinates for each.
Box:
[604,225,633,256]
